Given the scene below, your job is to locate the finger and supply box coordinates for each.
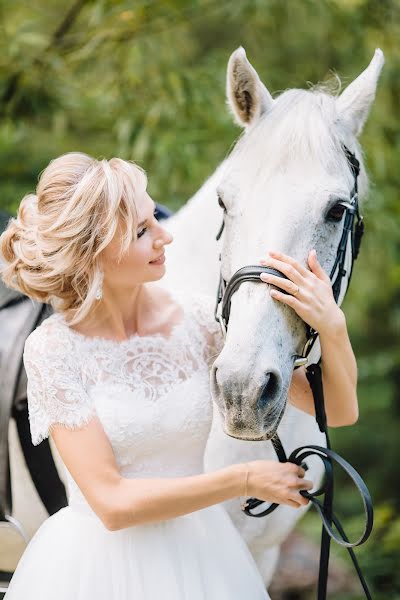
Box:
[298,494,310,506]
[259,272,301,296]
[259,256,304,285]
[286,499,301,509]
[290,463,306,477]
[296,479,314,490]
[292,491,310,506]
[262,250,310,278]
[308,249,330,284]
[269,288,303,310]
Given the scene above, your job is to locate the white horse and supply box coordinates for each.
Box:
[6,47,383,589]
[159,46,384,585]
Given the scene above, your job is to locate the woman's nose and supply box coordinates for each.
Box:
[165,230,173,245]
[154,227,173,248]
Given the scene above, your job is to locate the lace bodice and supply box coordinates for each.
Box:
[23,288,223,513]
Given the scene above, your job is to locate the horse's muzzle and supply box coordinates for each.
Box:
[210,363,285,439]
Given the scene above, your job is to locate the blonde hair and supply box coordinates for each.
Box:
[0,152,147,326]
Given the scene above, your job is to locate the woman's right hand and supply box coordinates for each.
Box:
[241,460,314,509]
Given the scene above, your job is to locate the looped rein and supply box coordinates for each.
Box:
[243,440,373,547]
[243,435,374,599]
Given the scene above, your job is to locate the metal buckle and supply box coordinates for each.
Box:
[293,355,308,368]
[293,332,318,368]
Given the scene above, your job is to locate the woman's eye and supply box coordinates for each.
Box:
[136,209,158,238]
[327,203,346,222]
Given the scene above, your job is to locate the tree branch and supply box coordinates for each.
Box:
[1,0,89,109]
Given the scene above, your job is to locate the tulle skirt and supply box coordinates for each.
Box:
[5,503,270,599]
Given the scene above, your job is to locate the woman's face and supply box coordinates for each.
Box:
[101,189,173,289]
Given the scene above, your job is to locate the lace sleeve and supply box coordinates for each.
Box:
[191,293,224,368]
[23,321,96,446]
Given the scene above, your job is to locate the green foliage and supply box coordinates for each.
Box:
[0,0,399,594]
[299,504,400,600]
[363,504,400,596]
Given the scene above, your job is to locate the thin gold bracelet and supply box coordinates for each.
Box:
[240,463,250,511]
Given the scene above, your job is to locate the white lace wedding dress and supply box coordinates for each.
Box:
[5,288,270,599]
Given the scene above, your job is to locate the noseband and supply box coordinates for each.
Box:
[213,146,373,600]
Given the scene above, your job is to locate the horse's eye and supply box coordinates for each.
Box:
[327,203,346,222]
[217,194,226,211]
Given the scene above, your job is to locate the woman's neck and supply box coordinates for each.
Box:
[69,283,170,341]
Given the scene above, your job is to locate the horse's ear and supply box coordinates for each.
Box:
[226,47,274,128]
[336,49,384,137]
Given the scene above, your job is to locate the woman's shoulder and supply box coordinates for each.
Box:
[24,311,75,360]
[22,314,95,447]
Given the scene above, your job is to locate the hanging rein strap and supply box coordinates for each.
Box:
[243,399,373,599]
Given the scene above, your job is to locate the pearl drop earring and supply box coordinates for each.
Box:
[95,271,103,301]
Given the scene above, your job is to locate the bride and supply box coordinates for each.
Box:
[0,152,358,599]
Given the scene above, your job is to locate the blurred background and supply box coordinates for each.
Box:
[0,0,399,598]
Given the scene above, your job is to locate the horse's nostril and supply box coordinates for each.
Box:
[212,366,233,407]
[257,372,280,411]
[211,365,218,390]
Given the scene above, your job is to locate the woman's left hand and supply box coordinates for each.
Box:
[258,249,345,335]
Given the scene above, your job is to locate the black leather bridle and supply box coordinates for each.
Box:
[214,146,373,600]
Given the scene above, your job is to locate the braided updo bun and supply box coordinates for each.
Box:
[0,152,146,325]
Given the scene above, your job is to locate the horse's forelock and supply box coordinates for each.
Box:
[227,87,368,198]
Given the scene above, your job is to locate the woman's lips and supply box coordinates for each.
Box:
[149,252,165,265]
